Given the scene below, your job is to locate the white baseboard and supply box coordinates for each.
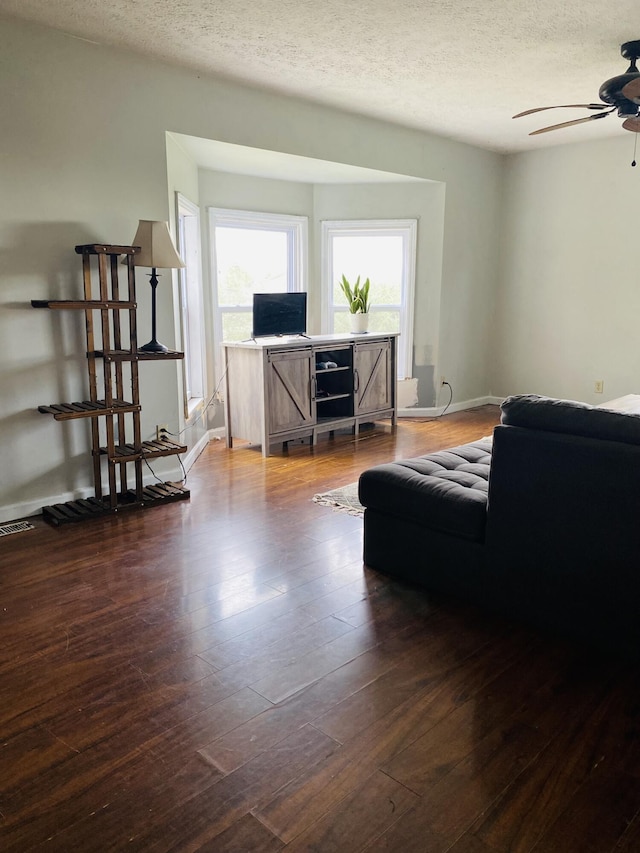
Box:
[0,487,96,524]
[183,431,212,471]
[399,395,502,418]
[0,442,214,525]
[182,427,227,471]
[0,466,191,524]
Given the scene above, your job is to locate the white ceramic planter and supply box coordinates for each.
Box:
[350,312,369,334]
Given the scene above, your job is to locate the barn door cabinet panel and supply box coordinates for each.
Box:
[32,243,189,526]
[355,339,393,415]
[223,333,397,457]
[267,348,315,434]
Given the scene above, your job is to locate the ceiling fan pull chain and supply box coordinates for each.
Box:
[632,133,638,167]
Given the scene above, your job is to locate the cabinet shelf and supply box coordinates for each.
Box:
[316,365,350,373]
[315,393,351,402]
[316,414,356,426]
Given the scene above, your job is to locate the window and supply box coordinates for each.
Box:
[209,208,308,353]
[176,193,206,418]
[321,219,417,379]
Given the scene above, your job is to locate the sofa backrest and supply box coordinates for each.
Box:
[486,396,640,579]
[500,394,640,446]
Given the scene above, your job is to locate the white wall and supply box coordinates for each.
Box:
[493,135,640,404]
[0,15,502,522]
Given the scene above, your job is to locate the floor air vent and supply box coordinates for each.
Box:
[0,521,35,537]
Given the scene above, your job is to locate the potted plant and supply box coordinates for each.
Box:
[338,274,371,333]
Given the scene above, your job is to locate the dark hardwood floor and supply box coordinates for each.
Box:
[3,405,640,851]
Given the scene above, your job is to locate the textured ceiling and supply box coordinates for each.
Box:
[3,0,640,152]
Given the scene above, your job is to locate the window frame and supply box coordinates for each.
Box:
[208,208,308,376]
[321,219,417,379]
[175,192,206,421]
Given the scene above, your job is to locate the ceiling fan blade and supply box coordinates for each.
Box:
[622,117,640,132]
[622,78,640,102]
[513,104,609,119]
[529,111,612,136]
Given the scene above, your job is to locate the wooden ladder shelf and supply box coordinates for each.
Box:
[32,243,189,525]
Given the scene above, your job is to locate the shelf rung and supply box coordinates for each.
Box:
[91,349,184,361]
[31,299,136,310]
[41,483,189,526]
[38,400,140,420]
[74,244,140,256]
[98,438,187,461]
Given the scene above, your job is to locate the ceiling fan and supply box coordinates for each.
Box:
[514,40,640,136]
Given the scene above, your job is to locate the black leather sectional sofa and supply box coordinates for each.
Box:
[359,394,640,651]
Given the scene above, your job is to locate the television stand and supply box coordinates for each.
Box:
[222,333,398,457]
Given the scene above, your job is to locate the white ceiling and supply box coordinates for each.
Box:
[3,0,640,153]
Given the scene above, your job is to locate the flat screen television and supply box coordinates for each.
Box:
[252,292,307,338]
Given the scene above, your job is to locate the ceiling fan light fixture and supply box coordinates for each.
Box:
[514,39,640,138]
[622,77,640,104]
[617,103,640,119]
[598,71,640,108]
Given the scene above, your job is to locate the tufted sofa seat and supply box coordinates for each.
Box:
[359,438,492,543]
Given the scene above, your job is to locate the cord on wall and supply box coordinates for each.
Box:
[156,351,233,445]
[437,381,453,418]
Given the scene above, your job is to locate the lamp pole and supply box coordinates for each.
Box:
[139,268,169,353]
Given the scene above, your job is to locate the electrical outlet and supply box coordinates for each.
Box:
[594,380,604,394]
[156,423,169,440]
[440,376,447,386]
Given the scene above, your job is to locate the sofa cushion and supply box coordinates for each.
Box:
[358,438,491,542]
[501,394,640,446]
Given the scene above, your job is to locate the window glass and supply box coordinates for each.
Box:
[216,228,288,304]
[323,220,417,379]
[209,209,308,379]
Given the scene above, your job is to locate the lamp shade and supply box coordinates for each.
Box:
[131,220,185,269]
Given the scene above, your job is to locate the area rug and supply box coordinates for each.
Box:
[312,482,364,516]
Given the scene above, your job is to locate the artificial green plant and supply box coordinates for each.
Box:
[338,275,371,314]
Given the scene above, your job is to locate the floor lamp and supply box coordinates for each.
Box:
[131,220,185,353]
